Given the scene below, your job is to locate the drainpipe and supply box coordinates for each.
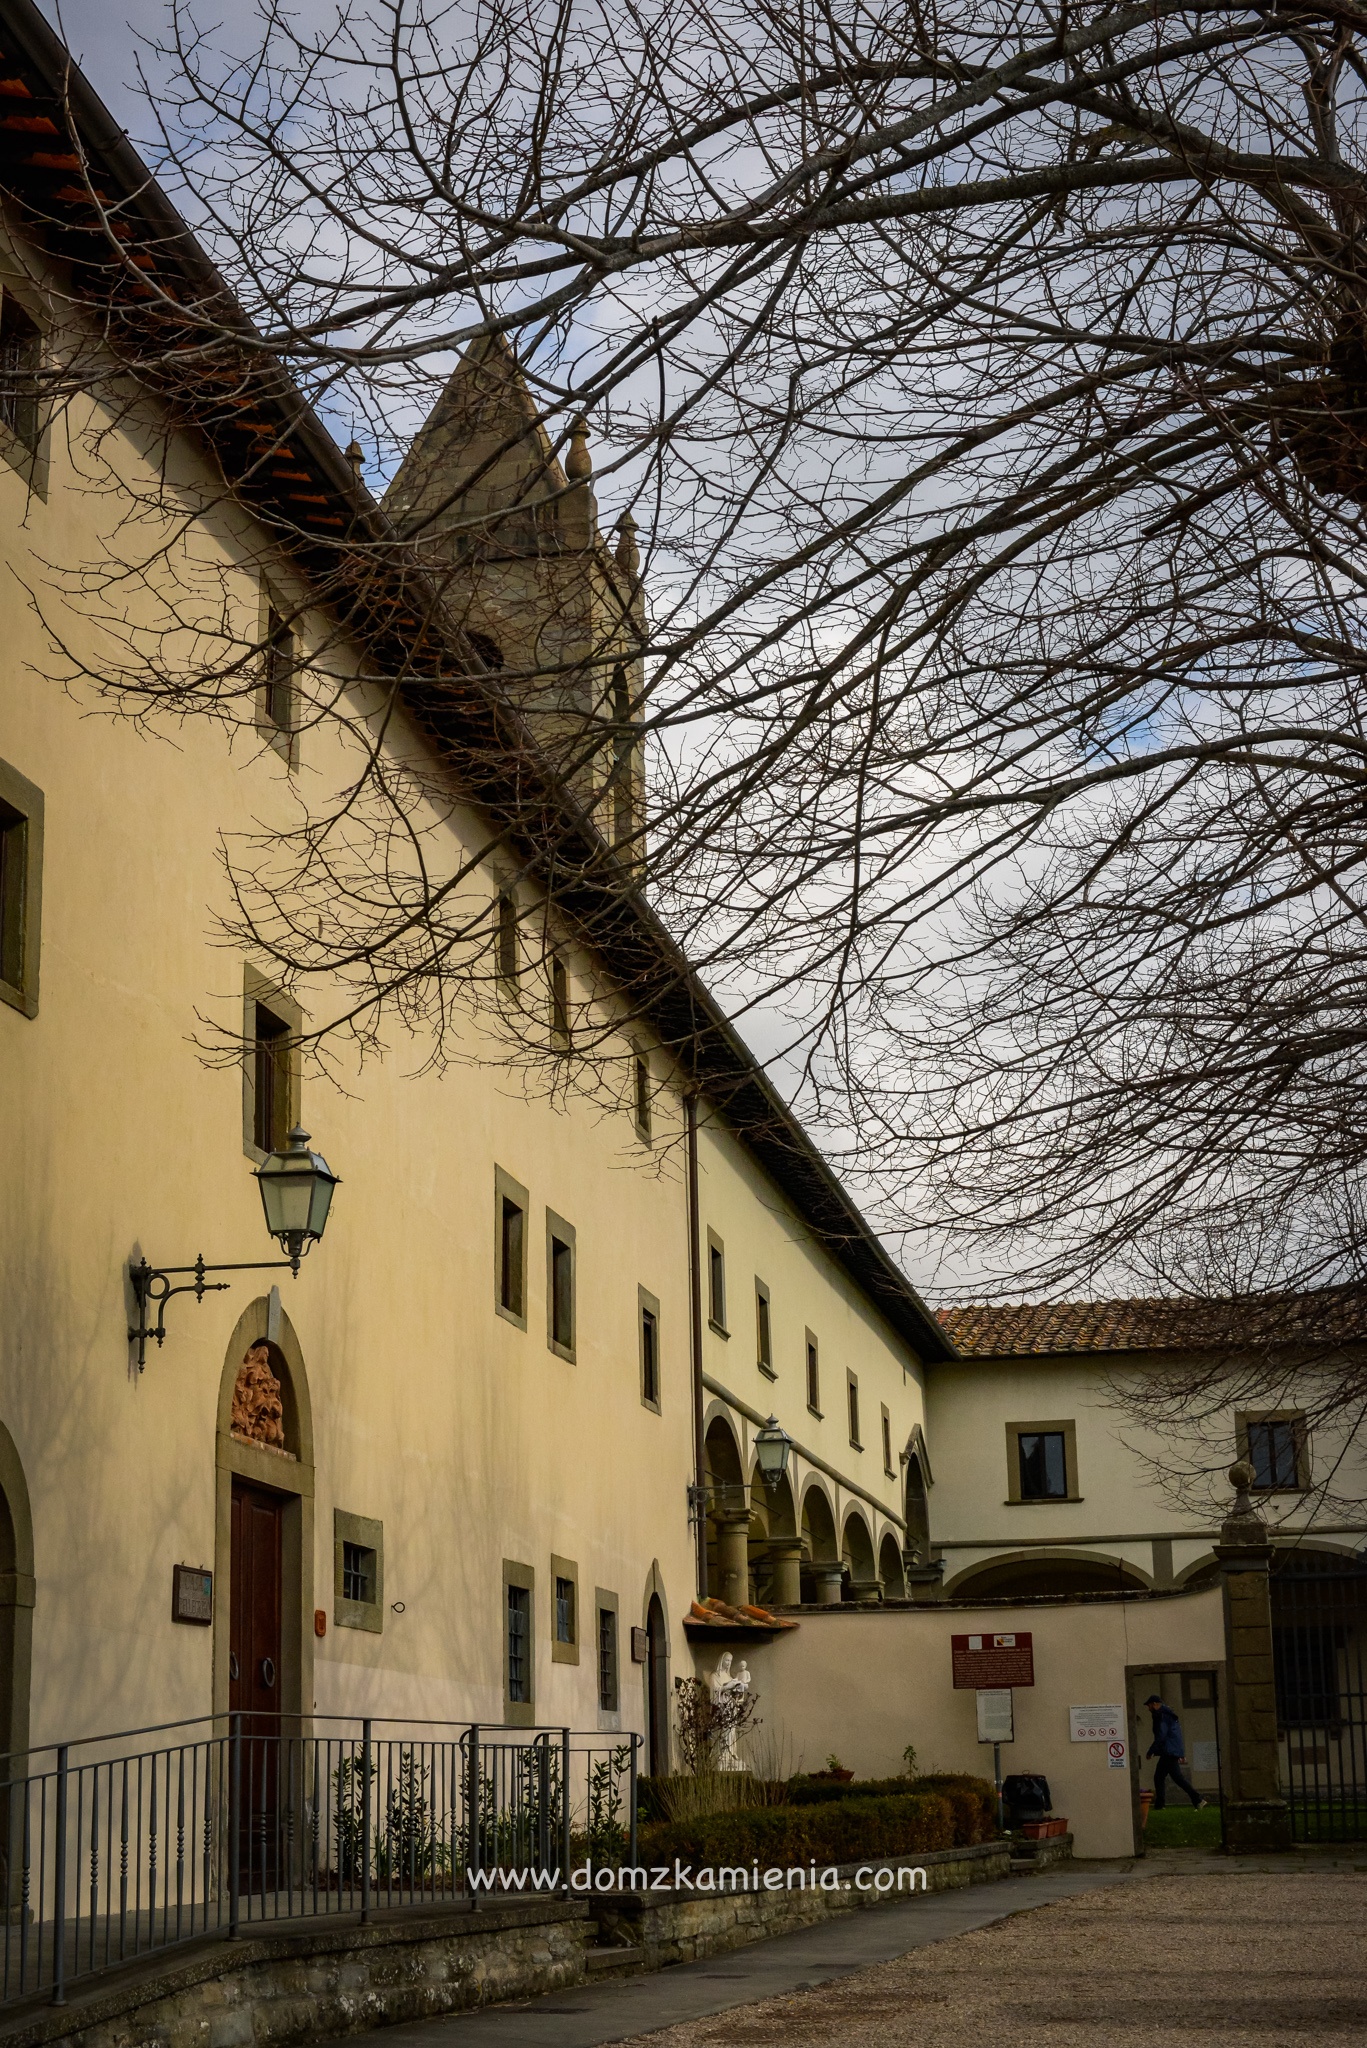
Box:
[686,1091,708,1598]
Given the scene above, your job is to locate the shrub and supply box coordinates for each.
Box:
[788,1771,997,1843]
[637,1790,955,1868]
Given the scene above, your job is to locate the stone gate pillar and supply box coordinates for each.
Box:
[1214,1460,1292,1852]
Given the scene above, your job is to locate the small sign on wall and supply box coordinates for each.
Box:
[976,1687,1015,1743]
[1069,1703,1125,1742]
[172,1565,213,1626]
[1107,1739,1128,1770]
[952,1631,1034,1688]
[630,1627,649,1664]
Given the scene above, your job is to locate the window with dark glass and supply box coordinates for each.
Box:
[507,1583,531,1702]
[1018,1430,1068,1500]
[341,1541,375,1604]
[708,1239,726,1330]
[550,954,570,1048]
[756,1281,773,1376]
[847,1374,861,1448]
[497,892,518,982]
[805,1333,820,1413]
[550,1234,574,1350]
[597,1607,618,1711]
[0,795,28,995]
[554,1576,576,1645]
[641,1303,659,1406]
[0,296,40,451]
[634,1054,651,1142]
[1248,1418,1302,1491]
[882,1408,894,1474]
[500,1197,525,1316]
[264,604,294,732]
[253,1001,292,1153]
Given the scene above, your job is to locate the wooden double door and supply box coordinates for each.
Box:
[229,1480,285,1886]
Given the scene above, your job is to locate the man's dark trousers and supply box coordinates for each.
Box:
[1152,1755,1201,1807]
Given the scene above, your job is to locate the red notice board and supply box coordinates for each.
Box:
[951,1631,1034,1688]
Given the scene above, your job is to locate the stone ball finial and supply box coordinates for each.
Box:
[1228,1459,1255,1492]
[565,416,592,482]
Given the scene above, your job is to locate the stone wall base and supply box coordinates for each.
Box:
[1224,1798,1294,1853]
[1,1841,1023,2048]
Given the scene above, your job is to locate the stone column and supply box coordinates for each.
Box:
[810,1564,845,1606]
[711,1510,754,1607]
[766,1538,804,1607]
[1215,1460,1292,1852]
[903,1559,946,1603]
[849,1578,883,1605]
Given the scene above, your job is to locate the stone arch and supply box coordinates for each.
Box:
[799,1477,838,1561]
[1174,1551,1221,1591]
[703,1412,745,1494]
[214,1296,315,1727]
[0,1422,35,1774]
[879,1532,906,1599]
[904,1453,930,1565]
[945,1548,1152,1601]
[841,1506,877,1592]
[640,1560,672,1777]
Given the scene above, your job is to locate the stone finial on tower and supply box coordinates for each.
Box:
[615,509,640,582]
[565,416,592,482]
[345,439,365,480]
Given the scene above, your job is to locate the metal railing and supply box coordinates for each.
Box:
[0,1714,639,2010]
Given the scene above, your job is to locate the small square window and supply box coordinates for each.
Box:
[1246,1416,1304,1491]
[341,1540,375,1604]
[507,1583,531,1702]
[554,1575,576,1644]
[805,1332,821,1415]
[1018,1430,1068,1500]
[756,1281,774,1378]
[597,1606,619,1712]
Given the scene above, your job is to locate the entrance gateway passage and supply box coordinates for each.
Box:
[1271,1551,1367,1841]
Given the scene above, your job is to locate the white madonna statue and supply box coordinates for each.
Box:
[708,1650,753,1771]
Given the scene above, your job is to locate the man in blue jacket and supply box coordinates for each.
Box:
[1145,1693,1207,1808]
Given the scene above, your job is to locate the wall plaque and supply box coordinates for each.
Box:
[951,1631,1034,1688]
[172,1565,213,1626]
[630,1626,649,1664]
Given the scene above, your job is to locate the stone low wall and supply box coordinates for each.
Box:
[4,1840,1027,2048]
[591,1840,1014,1967]
[0,1899,591,2048]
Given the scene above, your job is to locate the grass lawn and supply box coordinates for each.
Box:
[1143,1803,1224,1848]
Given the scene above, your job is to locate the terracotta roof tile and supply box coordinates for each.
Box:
[936,1289,1367,1358]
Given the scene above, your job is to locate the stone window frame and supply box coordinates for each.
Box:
[0,756,43,1019]
[1237,1409,1310,1492]
[495,1166,529,1331]
[503,1559,536,1726]
[1004,1419,1081,1504]
[551,1553,579,1666]
[706,1229,728,1337]
[881,1404,895,1476]
[242,965,303,1165]
[755,1278,775,1379]
[333,1508,383,1633]
[846,1370,862,1450]
[632,1048,653,1145]
[0,275,50,495]
[546,1208,577,1362]
[638,1284,662,1413]
[595,1588,620,1716]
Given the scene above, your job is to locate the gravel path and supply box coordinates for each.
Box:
[612,1873,1367,2048]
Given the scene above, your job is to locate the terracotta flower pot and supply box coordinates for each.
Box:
[1139,1788,1154,1830]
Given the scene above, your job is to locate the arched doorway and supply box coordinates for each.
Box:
[644,1594,669,1777]
[0,1427,34,1915]
[905,1454,930,1564]
[215,1298,315,1883]
[879,1533,906,1599]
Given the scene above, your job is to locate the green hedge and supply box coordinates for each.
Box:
[788,1772,996,1844]
[638,1791,956,1868]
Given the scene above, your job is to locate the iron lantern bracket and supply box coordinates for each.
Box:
[128,1253,300,1372]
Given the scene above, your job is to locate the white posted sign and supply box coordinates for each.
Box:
[1069,1703,1125,1743]
[976,1688,1015,1743]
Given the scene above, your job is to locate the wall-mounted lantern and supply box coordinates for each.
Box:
[128,1126,340,1371]
[754,1415,793,1490]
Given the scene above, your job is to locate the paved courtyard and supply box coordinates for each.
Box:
[619,1869,1367,2048]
